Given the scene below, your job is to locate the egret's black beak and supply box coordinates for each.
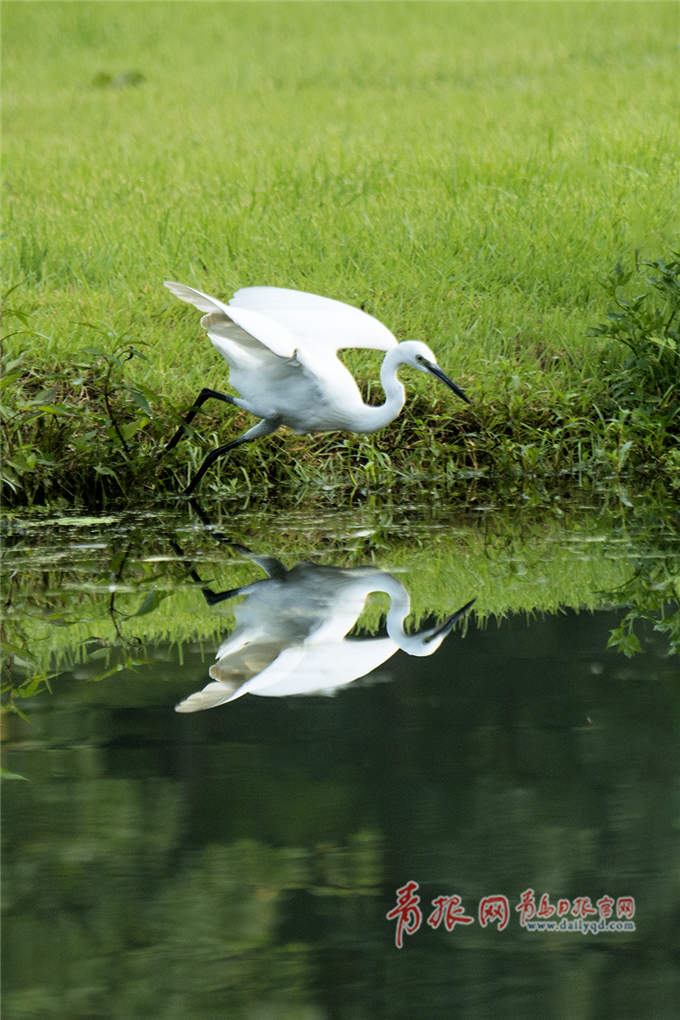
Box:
[424,360,471,405]
[423,598,476,643]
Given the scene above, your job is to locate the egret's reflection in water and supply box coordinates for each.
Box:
[175,542,474,712]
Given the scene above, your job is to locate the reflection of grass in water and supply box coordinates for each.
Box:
[5,497,677,713]
[2,3,678,503]
[601,501,680,657]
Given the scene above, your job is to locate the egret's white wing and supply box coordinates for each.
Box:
[175,680,237,713]
[203,307,298,361]
[247,637,399,697]
[220,645,308,703]
[230,287,398,354]
[165,281,297,360]
[175,642,304,712]
[209,641,289,683]
[165,280,233,317]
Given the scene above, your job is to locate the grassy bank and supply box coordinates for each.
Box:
[2,2,678,504]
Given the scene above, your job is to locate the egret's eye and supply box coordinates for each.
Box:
[415,354,426,364]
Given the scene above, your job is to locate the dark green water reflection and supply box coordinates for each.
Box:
[2,497,678,1018]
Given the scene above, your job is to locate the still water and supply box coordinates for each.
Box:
[2,496,678,1018]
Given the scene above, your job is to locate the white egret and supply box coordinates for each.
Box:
[164,281,470,494]
[174,546,475,712]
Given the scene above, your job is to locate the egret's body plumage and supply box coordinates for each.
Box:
[164,281,470,492]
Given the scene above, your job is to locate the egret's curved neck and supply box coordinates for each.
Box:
[381,573,449,657]
[379,574,428,656]
[382,575,412,642]
[355,348,406,434]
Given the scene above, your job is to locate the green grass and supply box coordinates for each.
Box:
[2,2,678,501]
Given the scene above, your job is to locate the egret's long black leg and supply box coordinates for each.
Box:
[168,538,248,605]
[183,419,280,496]
[186,499,289,579]
[165,388,237,454]
[183,434,252,496]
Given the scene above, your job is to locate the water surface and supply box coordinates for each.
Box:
[2,496,678,1018]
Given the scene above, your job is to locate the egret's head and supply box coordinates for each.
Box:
[398,340,471,405]
[392,598,476,657]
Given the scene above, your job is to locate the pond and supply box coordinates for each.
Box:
[2,492,678,1018]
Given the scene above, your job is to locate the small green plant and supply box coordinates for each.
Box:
[1,311,166,505]
[593,254,680,472]
[606,543,680,659]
